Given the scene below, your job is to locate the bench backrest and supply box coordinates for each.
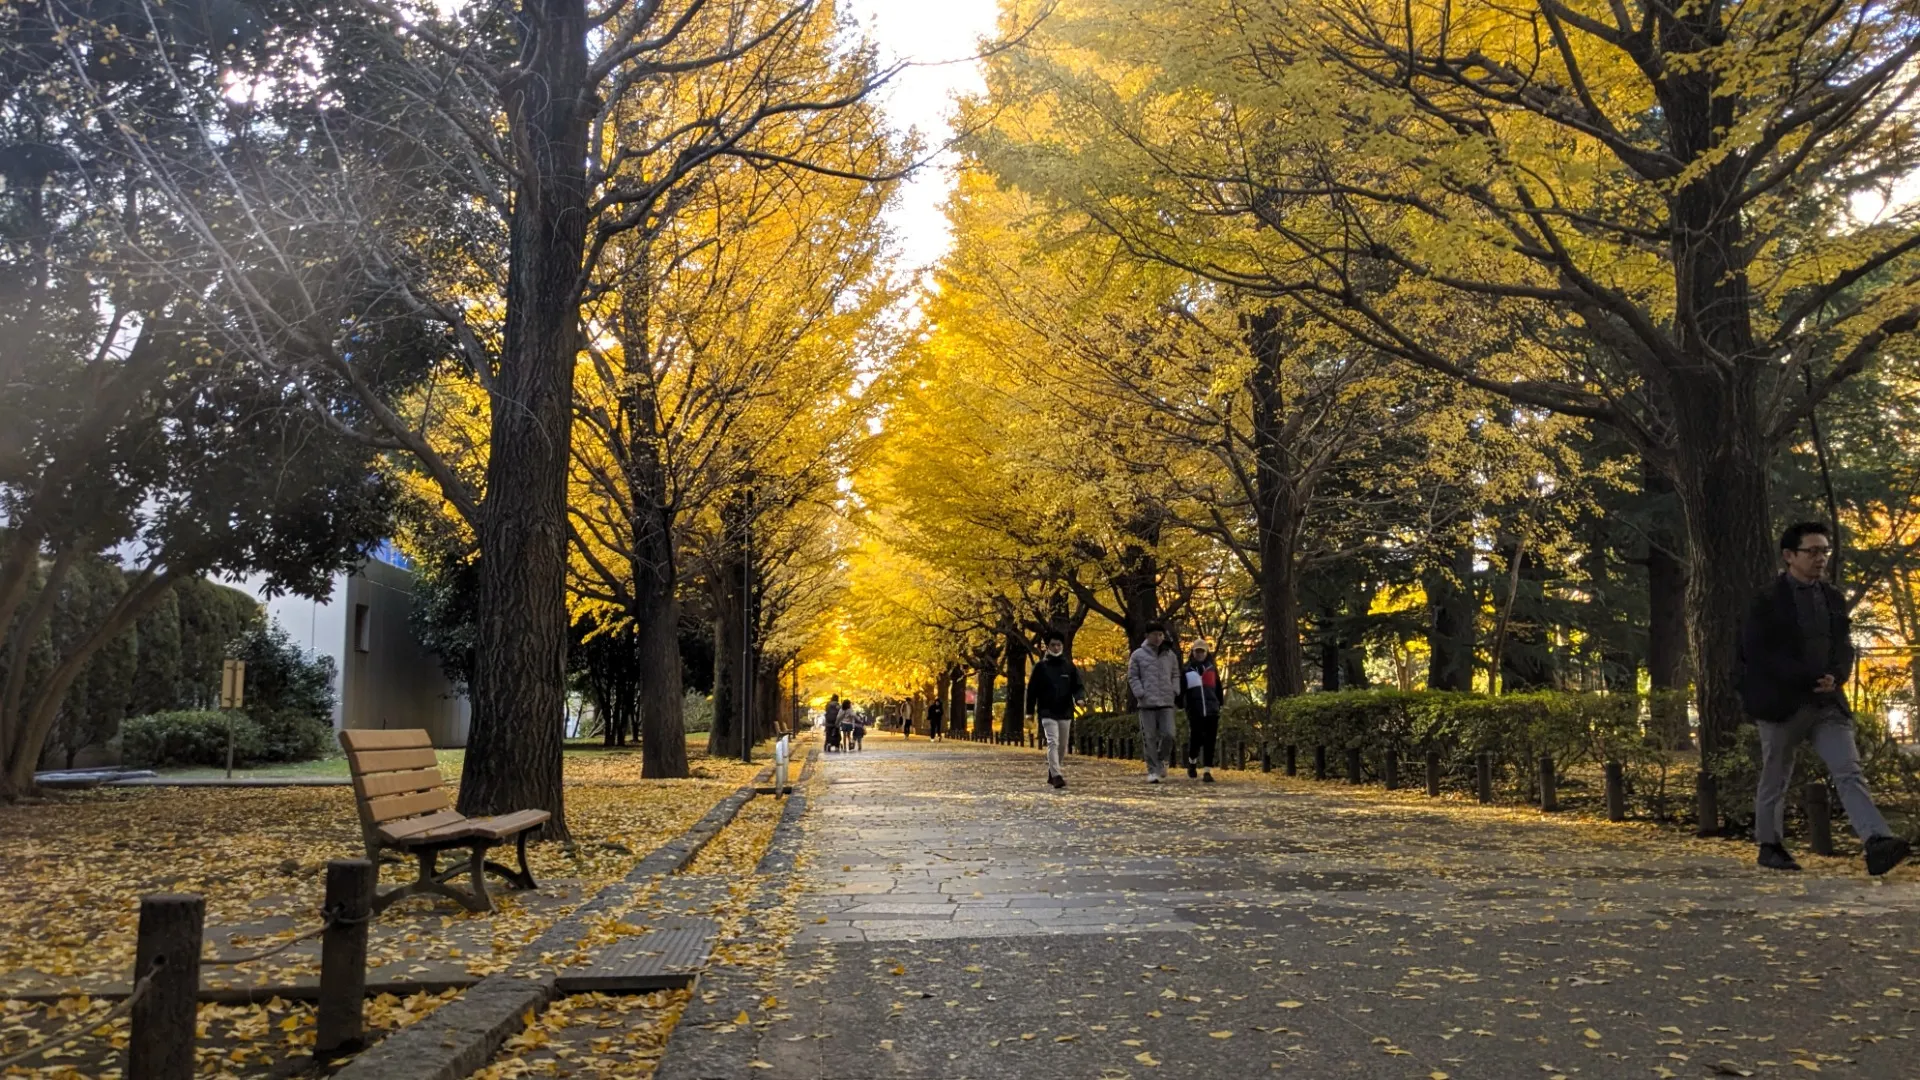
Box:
[340,729,458,853]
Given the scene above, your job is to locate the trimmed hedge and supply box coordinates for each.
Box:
[123,710,266,768]
[1071,690,1701,817]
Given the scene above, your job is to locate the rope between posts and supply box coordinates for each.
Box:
[0,970,154,1071]
[203,903,369,967]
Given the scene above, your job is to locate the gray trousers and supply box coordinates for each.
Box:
[1754,704,1891,846]
[1138,706,1176,777]
[1041,716,1071,777]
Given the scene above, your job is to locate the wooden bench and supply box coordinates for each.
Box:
[340,729,550,913]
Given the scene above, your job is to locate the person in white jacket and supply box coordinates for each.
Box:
[1127,623,1182,783]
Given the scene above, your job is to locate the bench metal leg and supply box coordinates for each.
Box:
[373,846,490,915]
[482,832,538,891]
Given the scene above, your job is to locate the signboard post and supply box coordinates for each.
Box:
[220,658,247,779]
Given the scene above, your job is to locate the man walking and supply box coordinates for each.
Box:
[824,694,842,753]
[1128,623,1181,783]
[927,698,943,740]
[1742,522,1910,875]
[1027,631,1085,789]
[1183,640,1223,782]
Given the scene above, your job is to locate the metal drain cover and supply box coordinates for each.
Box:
[555,920,717,993]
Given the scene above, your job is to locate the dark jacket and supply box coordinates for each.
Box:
[1027,654,1085,719]
[1738,574,1853,723]
[1182,658,1222,721]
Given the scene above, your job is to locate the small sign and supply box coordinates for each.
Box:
[220,658,247,709]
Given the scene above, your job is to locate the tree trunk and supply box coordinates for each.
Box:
[457,0,592,839]
[972,660,995,740]
[708,548,746,760]
[1249,308,1305,701]
[1670,437,1773,761]
[1646,462,1693,748]
[1424,544,1475,691]
[633,573,688,777]
[1001,631,1028,742]
[1117,519,1161,648]
[1319,630,1341,692]
[947,664,967,737]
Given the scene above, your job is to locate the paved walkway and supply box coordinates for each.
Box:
[727,735,1920,1079]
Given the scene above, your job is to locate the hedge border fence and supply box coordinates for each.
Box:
[1069,689,1920,839]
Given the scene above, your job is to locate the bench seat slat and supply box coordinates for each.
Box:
[367,788,452,824]
[377,809,471,844]
[356,768,443,800]
[463,809,551,840]
[340,729,434,751]
[349,747,439,774]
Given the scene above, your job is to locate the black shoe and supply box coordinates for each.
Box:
[1187,762,1198,779]
[1202,771,1214,783]
[1757,843,1802,872]
[1051,773,1066,789]
[1866,835,1912,876]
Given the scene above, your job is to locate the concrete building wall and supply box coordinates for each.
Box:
[338,559,470,747]
[238,554,469,747]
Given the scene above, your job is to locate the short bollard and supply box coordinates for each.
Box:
[130,894,203,1080]
[1383,749,1399,791]
[317,859,374,1057]
[1604,760,1626,822]
[1285,744,1298,777]
[1313,745,1328,781]
[1805,781,1835,856]
[1345,747,1362,784]
[1475,752,1493,804]
[1538,754,1557,812]
[1696,773,1719,837]
[1425,750,1441,797]
[1261,745,1272,773]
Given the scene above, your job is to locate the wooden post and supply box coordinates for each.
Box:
[1345,747,1362,784]
[1696,773,1719,837]
[316,859,374,1057]
[1261,745,1272,773]
[1383,749,1399,791]
[1805,781,1834,856]
[129,894,203,1080]
[1285,744,1297,776]
[1475,752,1493,804]
[1424,750,1440,797]
[1604,760,1625,822]
[1538,755,1557,812]
[1313,745,1328,780]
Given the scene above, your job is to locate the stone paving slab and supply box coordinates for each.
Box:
[665,735,1920,1079]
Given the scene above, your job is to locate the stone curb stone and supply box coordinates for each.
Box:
[335,769,770,1079]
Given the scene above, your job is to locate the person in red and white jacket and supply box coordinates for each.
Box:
[1182,641,1223,782]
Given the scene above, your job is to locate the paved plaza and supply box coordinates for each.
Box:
[692,735,1920,1079]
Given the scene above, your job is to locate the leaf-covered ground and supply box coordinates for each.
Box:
[0,746,761,1077]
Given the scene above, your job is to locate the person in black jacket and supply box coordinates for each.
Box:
[1741,522,1909,875]
[1027,631,1085,789]
[927,699,943,740]
[1182,642,1223,782]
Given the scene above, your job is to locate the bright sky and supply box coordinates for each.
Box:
[843,0,1003,276]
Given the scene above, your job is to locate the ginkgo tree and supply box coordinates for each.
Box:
[972,0,1920,765]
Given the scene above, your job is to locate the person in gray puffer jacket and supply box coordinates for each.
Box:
[1127,623,1182,782]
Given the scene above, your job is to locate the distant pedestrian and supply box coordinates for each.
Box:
[1028,630,1086,789]
[824,694,842,753]
[853,711,867,751]
[1183,641,1222,783]
[927,699,944,740]
[838,691,855,749]
[1128,623,1181,783]
[1742,522,1910,876]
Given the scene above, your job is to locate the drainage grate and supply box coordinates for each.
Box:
[555,920,718,993]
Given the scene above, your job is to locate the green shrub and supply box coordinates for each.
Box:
[122,710,265,768]
[250,707,336,763]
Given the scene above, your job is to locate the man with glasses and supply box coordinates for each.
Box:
[1741,522,1910,875]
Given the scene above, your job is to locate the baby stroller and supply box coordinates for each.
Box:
[825,720,842,752]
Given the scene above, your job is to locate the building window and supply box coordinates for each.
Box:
[354,604,371,652]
